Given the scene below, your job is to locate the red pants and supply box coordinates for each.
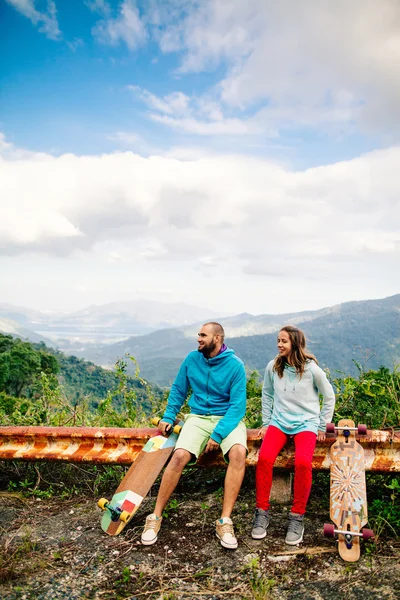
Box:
[256,425,317,515]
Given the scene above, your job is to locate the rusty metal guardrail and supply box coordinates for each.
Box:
[0,426,399,472]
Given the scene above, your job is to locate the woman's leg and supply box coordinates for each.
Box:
[291,431,317,514]
[256,425,288,511]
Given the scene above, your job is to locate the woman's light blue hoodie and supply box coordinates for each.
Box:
[262,359,335,435]
[162,348,247,444]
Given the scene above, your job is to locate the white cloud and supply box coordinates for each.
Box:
[149,113,253,135]
[1,133,399,313]
[0,133,399,285]
[107,251,124,263]
[127,86,191,116]
[92,0,148,50]
[129,85,260,136]
[0,133,13,154]
[85,0,111,16]
[6,0,61,40]
[67,37,84,52]
[0,133,51,161]
[148,0,400,139]
[129,81,359,137]
[107,131,142,145]
[154,0,257,69]
[85,1,400,140]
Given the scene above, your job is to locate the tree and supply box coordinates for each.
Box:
[0,334,60,398]
[6,341,41,397]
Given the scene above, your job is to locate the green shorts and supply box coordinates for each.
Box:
[174,414,248,465]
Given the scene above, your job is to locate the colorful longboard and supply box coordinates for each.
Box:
[324,419,374,561]
[98,419,182,536]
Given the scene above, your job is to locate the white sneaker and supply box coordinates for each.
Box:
[141,514,162,545]
[215,517,238,550]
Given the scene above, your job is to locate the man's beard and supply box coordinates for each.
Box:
[198,341,217,358]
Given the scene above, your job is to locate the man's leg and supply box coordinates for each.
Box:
[142,415,211,547]
[215,442,247,550]
[150,416,211,518]
[141,448,192,545]
[221,443,247,518]
[153,448,192,516]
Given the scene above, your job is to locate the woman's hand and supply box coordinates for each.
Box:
[317,430,326,442]
[257,427,268,439]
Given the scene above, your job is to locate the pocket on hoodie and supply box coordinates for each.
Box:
[278,412,305,431]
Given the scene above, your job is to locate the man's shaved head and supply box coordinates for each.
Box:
[203,322,225,343]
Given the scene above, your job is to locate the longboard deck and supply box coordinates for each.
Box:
[101,424,182,535]
[329,419,367,562]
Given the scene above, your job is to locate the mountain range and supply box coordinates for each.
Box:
[0,299,228,346]
[1,294,398,387]
[73,294,400,385]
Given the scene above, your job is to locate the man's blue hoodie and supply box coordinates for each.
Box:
[162,348,247,444]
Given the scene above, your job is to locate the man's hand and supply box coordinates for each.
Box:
[317,430,326,442]
[158,420,172,436]
[205,438,220,453]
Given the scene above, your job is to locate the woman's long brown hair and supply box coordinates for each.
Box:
[273,325,318,378]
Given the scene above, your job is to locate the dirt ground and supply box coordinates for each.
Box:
[0,468,399,600]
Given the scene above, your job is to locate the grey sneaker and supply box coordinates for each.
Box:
[285,512,304,545]
[251,508,270,539]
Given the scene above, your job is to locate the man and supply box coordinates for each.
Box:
[141,322,247,550]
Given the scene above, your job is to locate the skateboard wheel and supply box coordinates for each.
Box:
[151,417,161,427]
[357,424,367,435]
[362,528,374,540]
[120,511,132,524]
[98,498,109,511]
[173,424,182,434]
[323,523,335,538]
[326,423,336,434]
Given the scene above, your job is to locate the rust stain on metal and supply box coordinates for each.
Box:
[0,426,157,465]
[0,426,398,472]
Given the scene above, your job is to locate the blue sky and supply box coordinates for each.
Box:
[1,0,387,164]
[2,1,244,157]
[0,0,399,316]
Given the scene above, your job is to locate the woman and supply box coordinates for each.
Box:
[252,325,335,545]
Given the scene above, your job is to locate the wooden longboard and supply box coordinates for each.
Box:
[329,419,368,561]
[99,421,182,536]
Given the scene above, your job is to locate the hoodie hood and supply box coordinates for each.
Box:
[206,347,235,364]
[283,359,314,373]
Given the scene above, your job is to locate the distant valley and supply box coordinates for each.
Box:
[0,299,229,348]
[1,294,399,387]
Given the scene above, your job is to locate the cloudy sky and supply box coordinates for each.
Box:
[1,0,399,316]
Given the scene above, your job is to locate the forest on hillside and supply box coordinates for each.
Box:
[0,332,399,432]
[0,333,162,427]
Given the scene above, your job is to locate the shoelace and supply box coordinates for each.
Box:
[218,522,235,537]
[287,518,303,534]
[143,516,159,532]
[253,511,268,529]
